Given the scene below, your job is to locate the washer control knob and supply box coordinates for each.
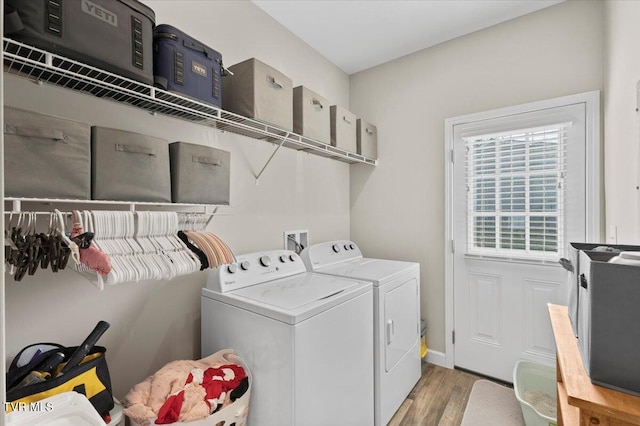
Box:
[227,264,238,274]
[289,254,297,262]
[240,260,250,270]
[349,243,355,250]
[279,255,288,263]
[332,244,341,253]
[260,255,271,267]
[344,244,350,250]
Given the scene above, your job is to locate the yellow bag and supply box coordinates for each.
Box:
[5,343,114,417]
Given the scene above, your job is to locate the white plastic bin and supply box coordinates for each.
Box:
[513,360,557,426]
[5,392,107,425]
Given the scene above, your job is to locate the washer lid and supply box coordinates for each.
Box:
[204,272,372,324]
[315,258,419,285]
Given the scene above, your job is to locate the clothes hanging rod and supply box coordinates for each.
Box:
[4,197,229,215]
[5,210,218,221]
[5,210,73,216]
[5,210,218,232]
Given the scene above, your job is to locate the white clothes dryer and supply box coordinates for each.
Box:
[201,250,374,426]
[300,240,421,426]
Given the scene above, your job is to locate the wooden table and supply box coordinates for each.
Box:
[549,304,640,425]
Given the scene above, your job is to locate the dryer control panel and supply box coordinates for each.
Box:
[207,250,306,292]
[300,240,363,270]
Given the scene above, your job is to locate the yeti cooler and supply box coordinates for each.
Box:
[91,126,171,202]
[4,0,155,84]
[153,24,223,108]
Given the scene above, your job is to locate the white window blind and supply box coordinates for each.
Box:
[465,124,569,262]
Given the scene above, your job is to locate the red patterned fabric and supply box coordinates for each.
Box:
[155,391,184,424]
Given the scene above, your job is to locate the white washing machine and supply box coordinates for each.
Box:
[300,240,421,426]
[201,249,374,426]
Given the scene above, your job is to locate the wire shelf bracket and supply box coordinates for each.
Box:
[254,132,290,185]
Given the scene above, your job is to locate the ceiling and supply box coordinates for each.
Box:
[252,0,564,75]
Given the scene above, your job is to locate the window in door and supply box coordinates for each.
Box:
[465,124,568,261]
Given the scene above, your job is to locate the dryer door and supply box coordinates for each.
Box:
[384,275,420,372]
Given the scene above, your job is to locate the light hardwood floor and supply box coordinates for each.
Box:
[388,362,485,426]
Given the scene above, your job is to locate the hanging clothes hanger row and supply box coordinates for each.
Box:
[177,210,217,232]
[179,229,235,269]
[83,210,201,286]
[4,208,226,287]
[3,210,77,282]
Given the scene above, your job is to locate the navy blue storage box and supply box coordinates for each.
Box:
[153,24,223,107]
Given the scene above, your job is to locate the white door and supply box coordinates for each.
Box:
[450,96,597,381]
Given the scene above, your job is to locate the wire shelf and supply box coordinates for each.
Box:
[3,38,377,166]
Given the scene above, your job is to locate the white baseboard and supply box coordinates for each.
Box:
[425,349,446,367]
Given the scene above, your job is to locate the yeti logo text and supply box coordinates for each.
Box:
[192,62,207,78]
[82,0,118,27]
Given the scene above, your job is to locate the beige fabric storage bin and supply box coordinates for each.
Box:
[330,105,357,153]
[357,119,378,158]
[4,107,91,199]
[222,58,293,131]
[169,142,230,204]
[293,86,330,145]
[91,126,171,202]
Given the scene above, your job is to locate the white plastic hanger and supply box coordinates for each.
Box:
[53,209,80,265]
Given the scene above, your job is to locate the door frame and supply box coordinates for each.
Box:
[443,91,601,369]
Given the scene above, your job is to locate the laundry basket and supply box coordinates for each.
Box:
[513,360,557,426]
[127,352,251,426]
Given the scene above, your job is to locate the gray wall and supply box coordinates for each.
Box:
[4,0,351,399]
[603,1,640,244]
[349,0,604,354]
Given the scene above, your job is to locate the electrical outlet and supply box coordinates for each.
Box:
[284,229,309,253]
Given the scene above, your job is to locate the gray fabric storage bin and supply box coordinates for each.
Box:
[330,105,357,153]
[293,86,330,145]
[356,119,377,158]
[222,58,293,131]
[577,248,640,396]
[169,142,230,204]
[91,126,171,202]
[563,242,596,338]
[562,243,640,338]
[4,107,91,199]
[565,243,582,337]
